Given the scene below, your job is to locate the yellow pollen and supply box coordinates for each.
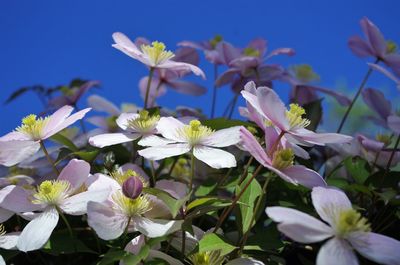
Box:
[127,111,160,133]
[16,114,49,140]
[286,104,311,129]
[210,35,223,49]
[336,209,371,237]
[0,224,5,237]
[178,120,214,146]
[171,158,190,180]
[291,64,319,83]
[33,180,71,205]
[141,41,175,65]
[386,40,397,54]
[110,169,147,186]
[376,134,391,146]
[112,191,151,217]
[272,148,294,169]
[189,251,224,265]
[243,47,260,57]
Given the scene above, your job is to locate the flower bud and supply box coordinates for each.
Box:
[122,176,143,199]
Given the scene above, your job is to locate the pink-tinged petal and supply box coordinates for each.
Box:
[266,207,333,243]
[173,47,199,65]
[87,95,120,116]
[240,127,271,165]
[60,189,110,215]
[298,85,351,106]
[215,68,239,87]
[116,113,139,131]
[86,116,109,129]
[226,258,265,265]
[256,86,290,130]
[384,53,400,78]
[348,36,374,57]
[0,232,20,249]
[360,17,386,58]
[124,235,145,255]
[158,61,206,79]
[0,208,14,222]
[316,238,358,265]
[112,32,144,61]
[348,232,400,265]
[281,165,327,188]
[0,185,41,212]
[87,201,128,240]
[156,180,187,199]
[388,115,400,134]
[166,80,207,96]
[138,135,176,147]
[43,107,91,139]
[42,105,74,137]
[17,207,59,252]
[266,47,295,59]
[217,41,242,65]
[89,132,140,148]
[362,88,392,120]
[139,143,191,161]
[120,163,149,182]
[203,126,241,147]
[148,250,185,265]
[368,63,400,85]
[311,187,352,226]
[156,117,186,142]
[291,129,353,145]
[57,159,90,191]
[133,216,183,238]
[139,76,167,107]
[86,173,121,192]
[0,131,30,141]
[290,143,310,159]
[0,140,40,167]
[193,146,236,169]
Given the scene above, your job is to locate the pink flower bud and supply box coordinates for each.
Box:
[122,176,143,199]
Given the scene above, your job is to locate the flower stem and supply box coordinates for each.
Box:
[189,151,195,193]
[267,131,286,157]
[58,209,77,252]
[228,93,239,119]
[150,160,157,187]
[336,59,379,133]
[211,64,218,118]
[40,141,60,175]
[386,134,400,172]
[144,67,155,109]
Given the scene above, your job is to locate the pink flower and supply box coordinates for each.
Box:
[240,127,326,188]
[266,187,400,265]
[241,81,352,149]
[112,32,205,78]
[138,117,241,169]
[0,105,90,167]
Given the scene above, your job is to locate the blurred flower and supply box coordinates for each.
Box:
[361,87,393,128]
[266,187,400,265]
[138,117,241,169]
[368,63,400,90]
[348,17,400,77]
[0,106,90,167]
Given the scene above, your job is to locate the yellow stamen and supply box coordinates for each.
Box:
[33,180,71,205]
[16,114,49,140]
[286,104,311,129]
[243,47,260,57]
[272,148,294,169]
[178,120,214,145]
[141,41,175,65]
[110,169,147,187]
[376,134,391,146]
[112,191,151,217]
[127,110,160,133]
[0,224,5,236]
[290,64,319,83]
[189,251,225,265]
[336,209,371,237]
[210,35,223,49]
[386,40,397,54]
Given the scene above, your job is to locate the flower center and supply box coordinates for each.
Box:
[291,64,319,83]
[112,191,151,217]
[0,224,5,237]
[386,40,397,54]
[178,120,214,146]
[110,169,147,186]
[33,180,71,205]
[16,114,49,140]
[127,110,160,134]
[210,35,223,49]
[189,251,224,265]
[336,209,371,237]
[286,104,311,129]
[272,148,294,169]
[243,47,260,57]
[376,133,391,146]
[141,41,175,65]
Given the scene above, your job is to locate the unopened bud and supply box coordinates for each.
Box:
[122,176,143,199]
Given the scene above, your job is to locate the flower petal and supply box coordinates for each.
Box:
[148,250,185,265]
[348,35,374,57]
[139,143,191,161]
[60,189,110,215]
[203,126,241,147]
[388,115,400,134]
[266,206,333,243]
[362,88,392,120]
[166,80,207,96]
[156,117,185,142]
[159,61,205,79]
[291,128,352,145]
[116,113,139,131]
[316,238,358,265]
[138,135,176,147]
[226,258,265,265]
[311,186,352,226]
[57,159,90,191]
[87,95,120,116]
[133,216,183,238]
[0,185,40,212]
[89,132,140,148]
[281,165,327,188]
[42,105,74,137]
[0,208,14,222]
[17,207,59,252]
[239,127,271,165]
[361,17,386,58]
[193,146,236,169]
[348,232,400,265]
[0,140,40,167]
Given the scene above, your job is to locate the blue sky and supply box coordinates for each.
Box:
[0,0,399,135]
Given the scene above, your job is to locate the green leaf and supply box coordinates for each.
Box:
[42,230,96,255]
[236,173,262,234]
[198,233,236,256]
[187,197,232,211]
[143,187,190,218]
[97,249,127,265]
[74,150,99,162]
[344,157,370,184]
[50,133,79,152]
[201,118,253,130]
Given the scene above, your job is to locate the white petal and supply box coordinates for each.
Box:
[148,250,185,265]
[87,201,128,240]
[0,208,13,222]
[202,126,241,147]
[57,159,90,192]
[226,258,265,265]
[138,135,176,147]
[0,255,5,265]
[156,117,186,142]
[133,216,183,238]
[60,189,110,215]
[0,185,40,213]
[89,132,140,148]
[116,113,139,131]
[316,238,359,265]
[0,140,40,167]
[138,143,190,161]
[17,207,59,252]
[311,187,352,227]
[124,235,145,255]
[265,207,333,243]
[193,146,236,169]
[0,232,20,249]
[87,95,120,116]
[348,232,400,265]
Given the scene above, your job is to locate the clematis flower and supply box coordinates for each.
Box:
[112,32,205,78]
[15,159,110,252]
[0,105,90,167]
[89,110,170,148]
[348,17,400,77]
[266,187,400,265]
[138,117,241,169]
[241,81,352,148]
[240,127,326,188]
[0,224,20,265]
[280,64,351,106]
